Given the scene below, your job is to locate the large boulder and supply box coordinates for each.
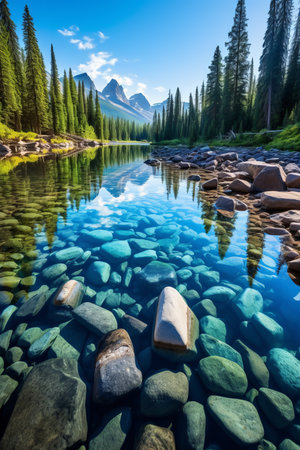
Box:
[140,370,188,417]
[261,191,300,210]
[93,329,142,405]
[152,287,199,362]
[286,172,300,189]
[237,160,282,179]
[215,196,235,213]
[207,396,264,445]
[252,166,286,192]
[0,358,87,449]
[229,179,251,193]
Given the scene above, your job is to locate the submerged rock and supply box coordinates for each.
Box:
[176,401,206,450]
[93,329,142,405]
[80,229,113,245]
[72,302,117,337]
[233,339,269,388]
[140,370,188,417]
[101,240,132,262]
[136,261,178,293]
[0,358,87,449]
[199,316,227,342]
[199,334,243,367]
[232,288,263,320]
[207,395,264,445]
[153,287,199,362]
[258,387,295,429]
[86,261,111,286]
[89,407,132,450]
[135,424,176,450]
[267,348,300,397]
[198,356,248,396]
[51,280,85,320]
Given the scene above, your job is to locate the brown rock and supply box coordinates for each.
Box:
[270,210,300,226]
[237,161,284,179]
[93,329,142,405]
[202,178,218,189]
[252,166,286,192]
[286,172,300,189]
[229,179,251,193]
[53,280,84,308]
[264,227,291,236]
[288,258,300,272]
[261,191,300,210]
[134,424,176,450]
[215,196,235,212]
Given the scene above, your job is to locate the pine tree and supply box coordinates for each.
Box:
[22,5,49,133]
[245,58,255,129]
[63,70,74,133]
[205,46,223,137]
[87,88,95,126]
[94,94,103,140]
[222,0,250,131]
[0,0,22,129]
[173,87,181,138]
[77,81,87,135]
[103,115,109,140]
[69,68,78,130]
[50,44,65,134]
[0,22,18,127]
[282,5,300,117]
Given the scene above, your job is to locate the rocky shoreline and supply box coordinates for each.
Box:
[146,145,300,283]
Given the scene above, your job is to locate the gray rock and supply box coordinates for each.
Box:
[89,407,132,450]
[252,165,286,192]
[199,334,243,367]
[136,261,178,293]
[199,316,227,342]
[86,261,111,286]
[0,329,13,355]
[251,312,284,346]
[202,286,236,303]
[140,370,189,417]
[28,327,60,359]
[267,348,300,397]
[233,340,269,388]
[48,320,87,360]
[258,387,295,429]
[72,302,117,337]
[51,246,84,263]
[176,401,206,450]
[93,329,142,405]
[80,229,113,244]
[232,288,263,320]
[207,395,264,445]
[42,263,67,281]
[14,292,48,323]
[278,439,300,450]
[0,374,18,408]
[101,240,132,262]
[0,358,87,449]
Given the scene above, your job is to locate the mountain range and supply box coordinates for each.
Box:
[72,73,188,124]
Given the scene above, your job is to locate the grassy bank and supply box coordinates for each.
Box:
[153,124,300,152]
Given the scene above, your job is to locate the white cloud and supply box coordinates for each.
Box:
[98,31,109,42]
[78,52,118,79]
[70,36,95,50]
[137,82,147,94]
[154,86,166,93]
[58,25,79,36]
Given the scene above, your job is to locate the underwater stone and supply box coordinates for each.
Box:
[0,276,20,289]
[101,240,132,262]
[251,312,284,347]
[0,374,18,408]
[93,329,142,405]
[89,407,132,450]
[136,261,178,294]
[42,263,67,282]
[207,396,264,445]
[192,299,217,318]
[267,348,300,397]
[199,316,227,342]
[53,280,85,310]
[135,424,176,450]
[233,340,269,388]
[202,285,236,303]
[140,370,189,417]
[199,334,243,367]
[51,246,84,263]
[133,249,157,265]
[27,327,60,359]
[176,401,206,450]
[87,261,111,286]
[80,229,113,244]
[258,387,295,429]
[153,286,199,362]
[15,292,48,323]
[18,327,45,348]
[232,288,263,320]
[72,302,117,337]
[130,238,159,251]
[0,305,17,332]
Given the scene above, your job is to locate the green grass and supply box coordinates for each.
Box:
[0,154,40,175]
[0,122,39,142]
[265,123,300,151]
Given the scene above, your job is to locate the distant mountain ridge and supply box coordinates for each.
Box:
[72,72,187,124]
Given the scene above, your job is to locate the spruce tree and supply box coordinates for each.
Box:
[282,5,300,117]
[173,87,181,138]
[245,58,255,130]
[205,46,223,137]
[222,0,250,131]
[0,22,18,127]
[0,0,22,129]
[87,88,95,126]
[22,5,49,133]
[50,44,65,134]
[63,70,74,133]
[94,94,103,141]
[69,68,78,130]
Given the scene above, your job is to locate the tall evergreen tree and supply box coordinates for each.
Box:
[87,88,95,126]
[0,0,22,129]
[63,70,75,133]
[222,0,250,131]
[50,44,65,133]
[0,22,18,127]
[245,58,255,129]
[69,68,78,130]
[282,5,300,117]
[94,94,103,140]
[205,45,223,137]
[22,5,49,133]
[173,87,182,138]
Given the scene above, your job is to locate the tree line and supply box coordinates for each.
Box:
[0,1,151,140]
[152,0,299,142]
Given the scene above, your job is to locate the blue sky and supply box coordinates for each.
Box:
[11,0,292,104]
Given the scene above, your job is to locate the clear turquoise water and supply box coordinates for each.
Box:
[0,145,299,341]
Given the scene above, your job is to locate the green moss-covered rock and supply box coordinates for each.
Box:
[176,401,206,450]
[258,387,295,429]
[135,424,176,450]
[0,276,20,289]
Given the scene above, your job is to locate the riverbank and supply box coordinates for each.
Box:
[146,144,300,283]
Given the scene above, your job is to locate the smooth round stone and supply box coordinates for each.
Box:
[199,316,227,342]
[278,439,300,450]
[202,286,236,303]
[101,240,131,262]
[177,269,193,281]
[258,387,295,429]
[136,261,178,293]
[207,396,264,445]
[20,276,36,287]
[18,327,44,348]
[232,288,263,320]
[233,340,269,388]
[53,280,84,310]
[105,293,121,308]
[80,229,113,245]
[192,300,217,318]
[133,250,157,265]
[5,346,23,365]
[0,330,12,355]
[42,264,67,282]
[267,348,300,397]
[72,303,117,337]
[198,356,248,396]
[51,246,84,263]
[130,238,159,251]
[15,292,48,322]
[176,401,206,450]
[251,312,284,346]
[199,334,243,367]
[135,424,176,449]
[0,375,18,408]
[93,329,142,405]
[87,261,111,286]
[5,361,28,380]
[140,370,189,417]
[0,276,21,289]
[0,291,13,307]
[197,270,220,286]
[0,305,17,332]
[89,407,132,450]
[28,327,60,359]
